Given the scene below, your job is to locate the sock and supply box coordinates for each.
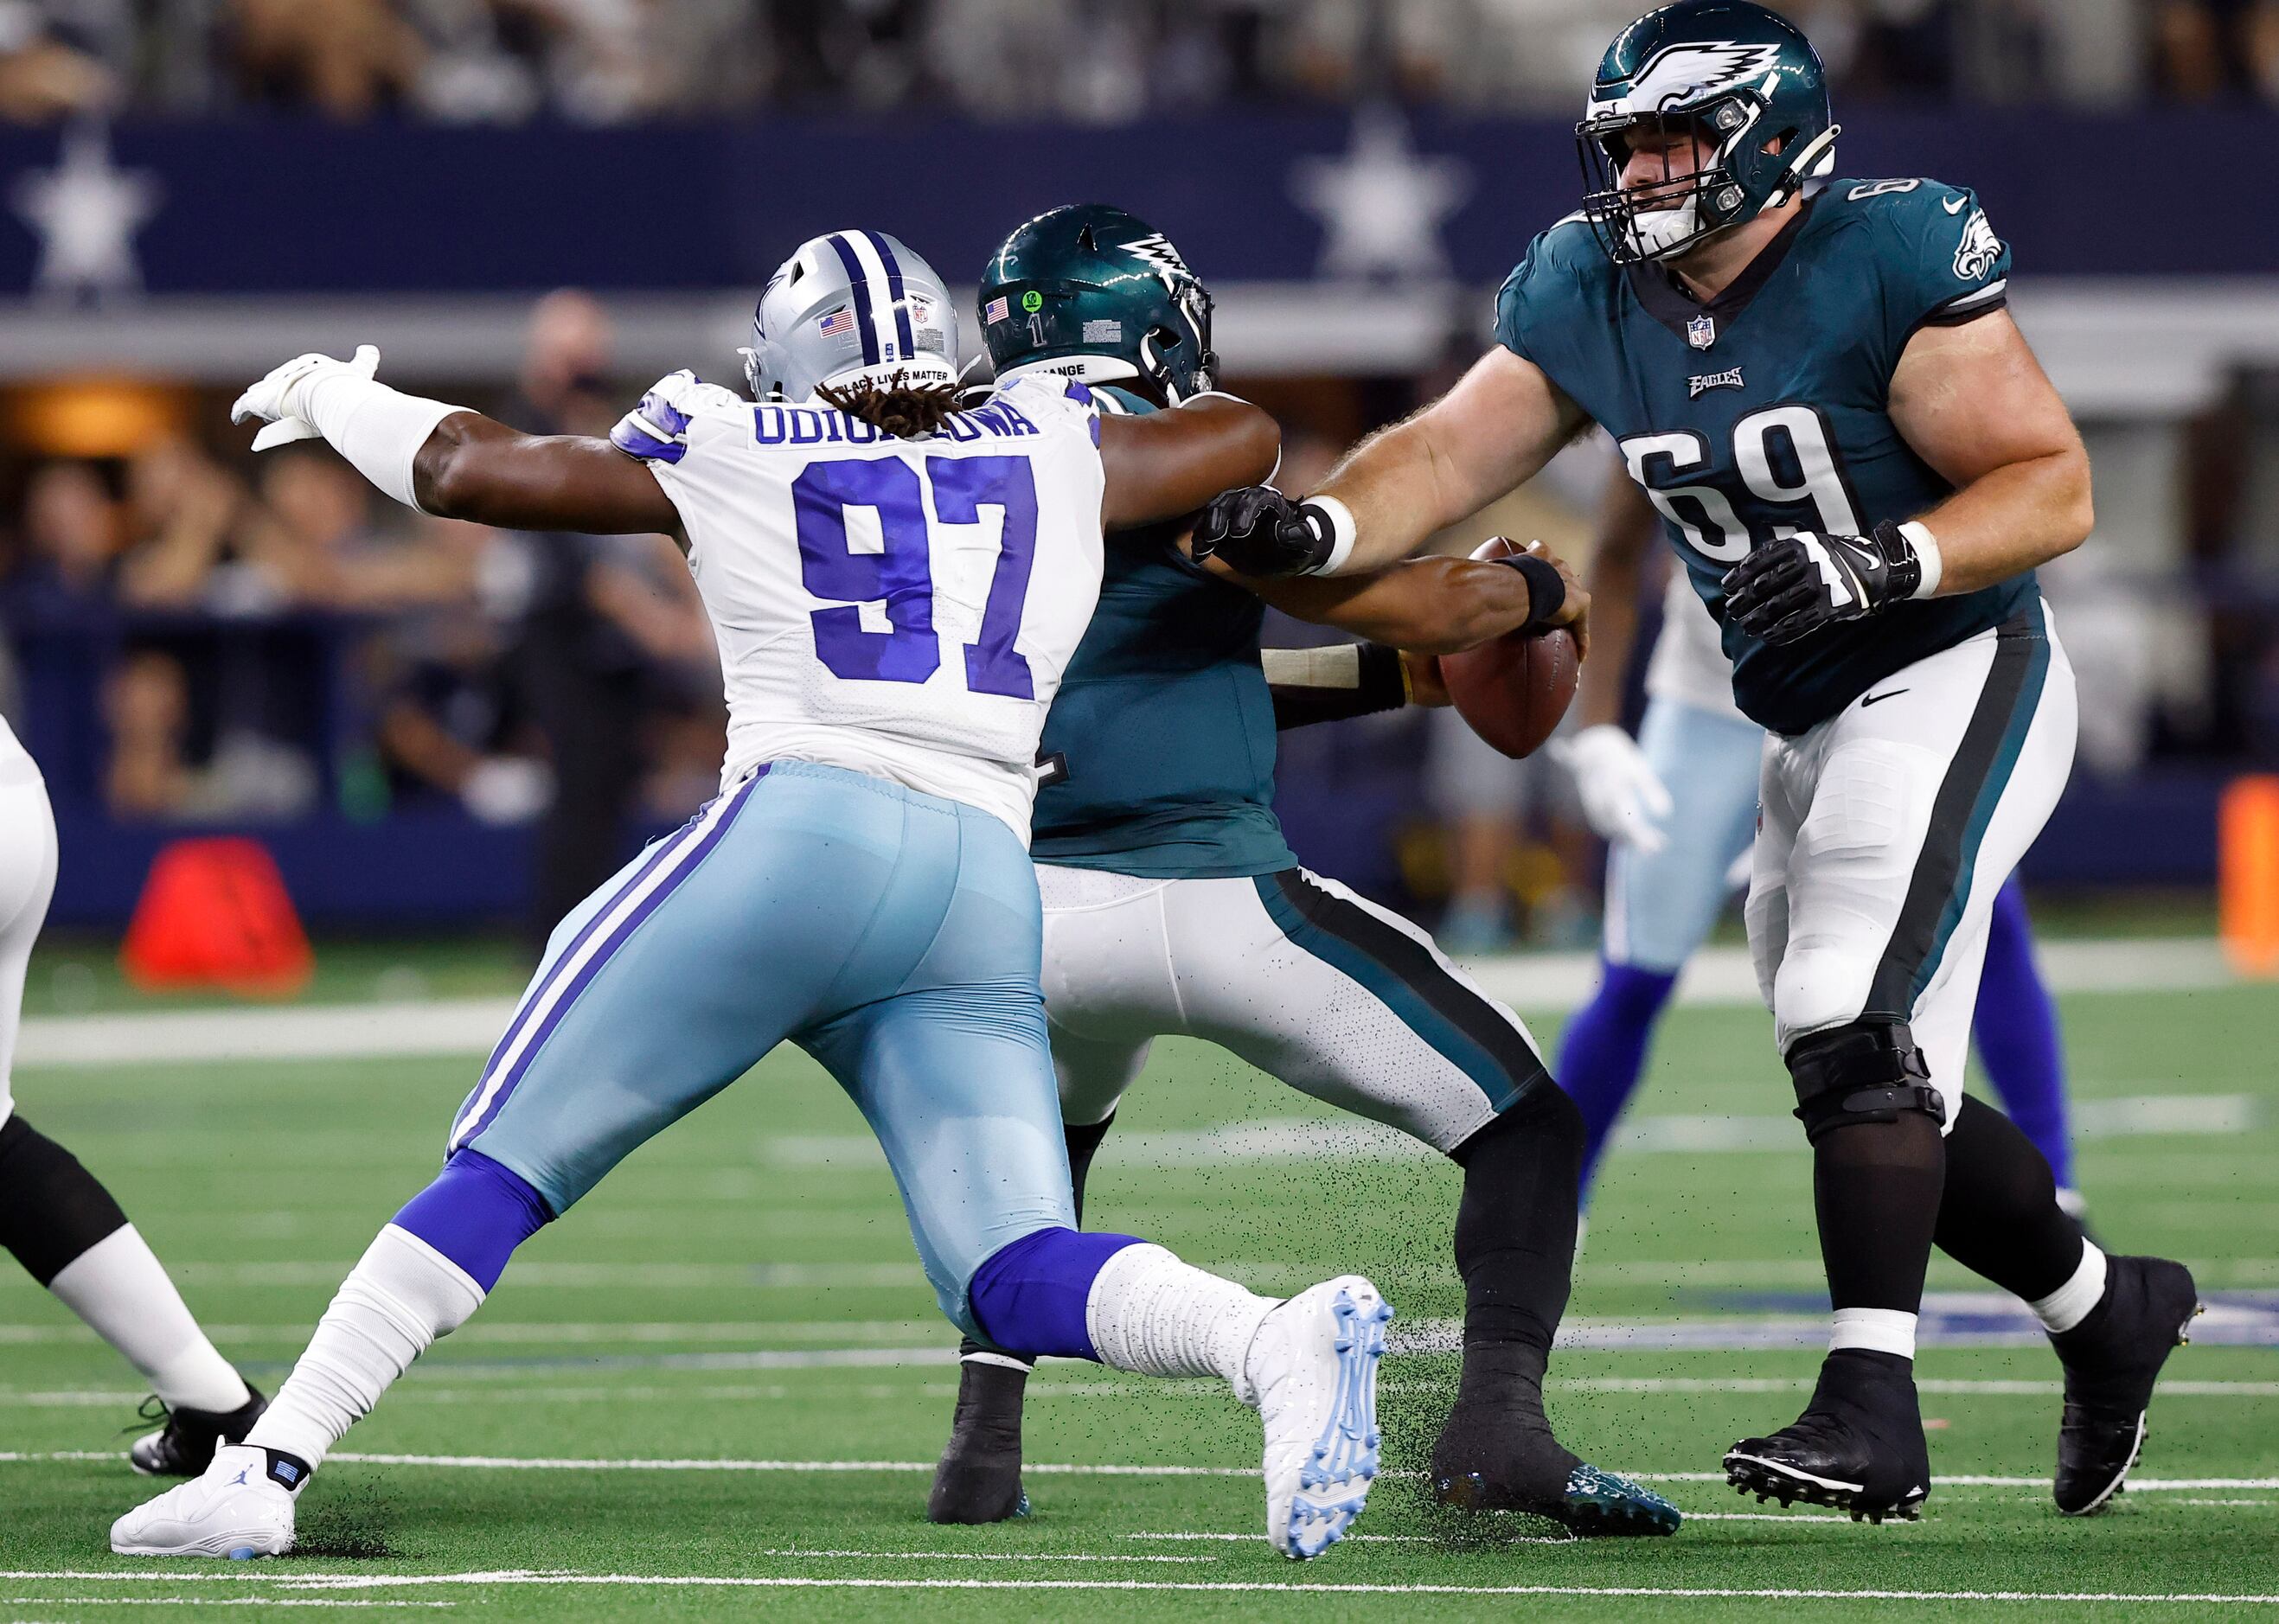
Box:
[1553,962,1678,1192]
[1082,1242,1275,1403]
[1064,1112,1116,1223]
[245,1224,484,1470]
[1450,1084,1583,1356]
[2028,1242,2109,1335]
[1811,1114,1944,1360]
[1972,877,2075,1188]
[390,1148,554,1291]
[966,1226,1145,1360]
[1934,1096,2087,1303]
[48,1227,251,1414]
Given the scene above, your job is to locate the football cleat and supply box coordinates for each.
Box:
[927,1353,1032,1525]
[128,1385,268,1478]
[1724,1350,1930,1524]
[2051,1254,2201,1516]
[1437,1457,1682,1537]
[1429,1377,1680,1537]
[1246,1276,1392,1559]
[112,1444,303,1558]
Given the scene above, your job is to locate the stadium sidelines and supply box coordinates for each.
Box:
[12,937,2235,1071]
[1,1571,2273,1603]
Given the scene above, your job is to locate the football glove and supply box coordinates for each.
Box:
[1720,522,1930,646]
[230,346,381,452]
[1552,724,1674,854]
[1192,487,1350,577]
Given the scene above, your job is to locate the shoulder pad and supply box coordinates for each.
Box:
[610,371,744,466]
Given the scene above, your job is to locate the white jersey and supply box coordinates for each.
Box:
[613,371,1107,841]
[1644,568,1748,725]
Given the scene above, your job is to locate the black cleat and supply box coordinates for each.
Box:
[927,1353,1031,1525]
[1429,1371,1680,1538]
[2050,1254,2201,1516]
[1724,1350,1930,1524]
[126,1384,267,1477]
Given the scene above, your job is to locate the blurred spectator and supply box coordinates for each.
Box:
[231,0,421,118]
[10,461,119,617]
[0,1,116,121]
[2150,0,2279,101]
[116,437,253,611]
[101,647,190,816]
[247,446,470,612]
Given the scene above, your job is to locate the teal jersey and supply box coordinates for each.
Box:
[1029,385,1296,877]
[1496,177,2031,736]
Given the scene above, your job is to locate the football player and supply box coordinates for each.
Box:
[1557,471,2084,1215]
[0,723,265,1473]
[928,204,1678,1538]
[114,230,1395,1562]
[1187,0,2197,1524]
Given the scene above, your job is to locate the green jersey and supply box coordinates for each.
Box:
[1495,177,2032,736]
[1029,385,1296,877]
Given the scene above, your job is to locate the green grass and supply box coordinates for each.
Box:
[3,949,2276,1619]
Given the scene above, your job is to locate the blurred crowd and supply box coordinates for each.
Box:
[0,0,2273,125]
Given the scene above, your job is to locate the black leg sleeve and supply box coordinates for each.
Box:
[1813,1114,1946,1315]
[1449,1082,1584,1355]
[1935,1095,2084,1301]
[0,1115,131,1287]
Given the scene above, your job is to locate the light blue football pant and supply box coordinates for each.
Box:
[1601,699,1766,972]
[447,760,1076,1336]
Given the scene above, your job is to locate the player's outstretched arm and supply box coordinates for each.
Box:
[1886,310,2094,595]
[415,414,679,534]
[1188,348,1587,579]
[229,348,679,537]
[1217,549,1577,656]
[1097,395,1280,530]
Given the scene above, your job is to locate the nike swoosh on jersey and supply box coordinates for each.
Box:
[1860,688,1911,707]
[1943,195,1969,214]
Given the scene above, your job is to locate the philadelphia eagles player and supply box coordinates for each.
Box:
[1189,0,2199,1524]
[927,203,1679,1538]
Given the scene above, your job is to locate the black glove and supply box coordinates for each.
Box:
[1721,521,1925,645]
[1192,487,1337,577]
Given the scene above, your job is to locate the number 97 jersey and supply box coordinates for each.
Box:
[1496,177,2030,738]
[611,370,1107,841]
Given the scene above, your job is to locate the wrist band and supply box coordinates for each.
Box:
[1298,495,1358,576]
[1506,553,1566,631]
[299,371,470,514]
[1899,520,1942,599]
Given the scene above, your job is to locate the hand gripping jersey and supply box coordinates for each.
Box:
[1027,384,1296,878]
[1497,179,2030,736]
[611,370,1106,840]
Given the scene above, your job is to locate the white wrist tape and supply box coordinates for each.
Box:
[298,372,470,515]
[1901,520,1942,599]
[1300,494,1360,576]
[1258,645,1363,690]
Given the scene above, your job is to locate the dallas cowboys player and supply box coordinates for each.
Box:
[926,205,1676,1538]
[112,230,1393,1563]
[1557,471,2084,1213]
[1188,1,2198,1524]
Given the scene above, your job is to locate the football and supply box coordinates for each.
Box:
[1437,537,1580,758]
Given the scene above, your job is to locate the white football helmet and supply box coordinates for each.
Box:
[742,230,959,402]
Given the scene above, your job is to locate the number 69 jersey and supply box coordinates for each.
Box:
[1496,177,2029,737]
[611,370,1106,841]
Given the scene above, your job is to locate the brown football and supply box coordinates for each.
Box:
[1437,536,1580,759]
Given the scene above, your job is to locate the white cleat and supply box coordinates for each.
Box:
[111,1444,299,1558]
[1246,1275,1392,1559]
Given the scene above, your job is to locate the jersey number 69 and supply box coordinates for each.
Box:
[1620,405,1861,563]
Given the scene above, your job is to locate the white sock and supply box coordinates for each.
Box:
[46,1225,251,1414]
[1084,1243,1275,1404]
[244,1224,483,1469]
[2029,1241,2108,1336]
[1830,1306,1917,1361]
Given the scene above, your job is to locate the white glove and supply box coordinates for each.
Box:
[1552,723,1674,854]
[461,758,554,826]
[231,345,381,451]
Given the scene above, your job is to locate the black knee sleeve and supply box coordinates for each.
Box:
[1787,1021,1946,1144]
[0,1115,131,1287]
[1448,1083,1584,1354]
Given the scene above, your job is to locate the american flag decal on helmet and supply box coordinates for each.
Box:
[983,296,1009,324]
[818,307,856,338]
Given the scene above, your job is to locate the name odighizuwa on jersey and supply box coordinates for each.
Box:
[612,371,1107,842]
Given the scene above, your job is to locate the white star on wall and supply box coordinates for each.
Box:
[1290,105,1472,284]
[11,120,162,301]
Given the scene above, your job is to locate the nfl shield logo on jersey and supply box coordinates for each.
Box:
[1687,313,1716,350]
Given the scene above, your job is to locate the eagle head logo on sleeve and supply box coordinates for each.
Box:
[1953,208,2003,281]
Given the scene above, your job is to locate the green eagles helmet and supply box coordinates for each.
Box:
[1577,0,1840,265]
[978,204,1218,407]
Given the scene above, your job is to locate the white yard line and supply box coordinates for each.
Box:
[1,1571,2273,1604]
[0,1599,455,1609]
[13,938,2240,1072]
[6,1453,2275,1491]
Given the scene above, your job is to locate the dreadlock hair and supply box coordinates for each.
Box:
[816,369,963,438]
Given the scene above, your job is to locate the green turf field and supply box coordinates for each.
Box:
[4,943,2276,1619]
